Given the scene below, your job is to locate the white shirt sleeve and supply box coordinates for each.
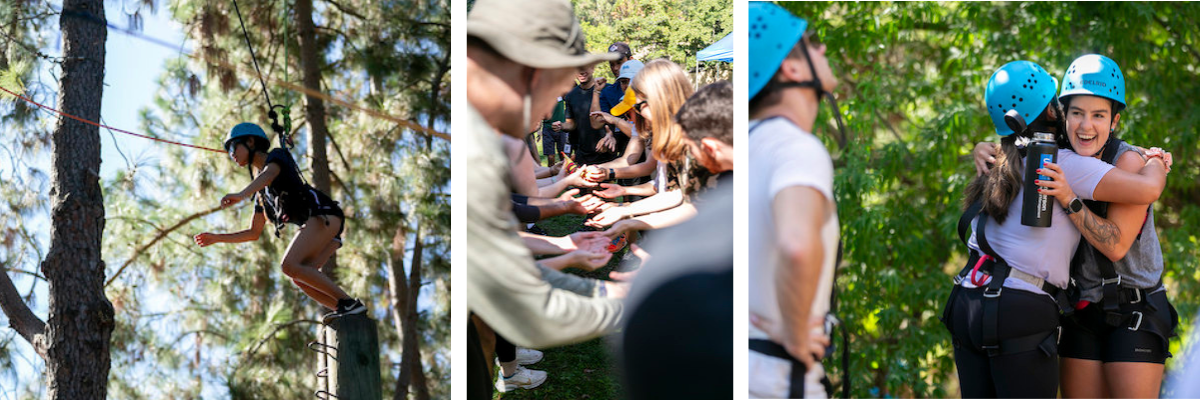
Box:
[768,134,835,204]
[1057,149,1115,200]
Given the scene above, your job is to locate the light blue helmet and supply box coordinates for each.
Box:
[748,2,807,100]
[224,122,269,151]
[1059,54,1125,113]
[985,61,1058,136]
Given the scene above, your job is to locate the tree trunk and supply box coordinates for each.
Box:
[296,0,337,277]
[388,224,430,400]
[404,229,429,400]
[43,0,115,398]
[387,225,409,399]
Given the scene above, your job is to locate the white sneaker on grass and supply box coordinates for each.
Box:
[495,365,547,392]
[496,347,543,365]
[516,347,543,365]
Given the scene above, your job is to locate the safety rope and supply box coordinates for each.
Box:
[0,85,225,153]
[231,0,275,112]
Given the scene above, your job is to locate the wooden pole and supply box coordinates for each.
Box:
[314,314,383,400]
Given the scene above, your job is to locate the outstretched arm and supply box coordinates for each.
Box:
[194,210,267,246]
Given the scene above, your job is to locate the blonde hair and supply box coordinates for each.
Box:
[631,59,694,163]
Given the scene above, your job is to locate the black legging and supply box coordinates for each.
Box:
[496,333,516,364]
[947,285,1061,398]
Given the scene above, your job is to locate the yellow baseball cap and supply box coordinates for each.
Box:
[610,87,638,116]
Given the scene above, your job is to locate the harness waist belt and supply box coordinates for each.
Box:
[750,339,807,398]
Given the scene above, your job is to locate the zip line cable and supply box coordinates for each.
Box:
[0,7,449,149]
[0,85,226,153]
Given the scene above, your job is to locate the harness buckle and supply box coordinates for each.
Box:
[1128,311,1144,331]
[1102,276,1122,286]
[954,274,964,285]
[983,287,1003,298]
[1130,289,1142,304]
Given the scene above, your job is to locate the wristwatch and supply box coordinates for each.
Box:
[1064,196,1084,215]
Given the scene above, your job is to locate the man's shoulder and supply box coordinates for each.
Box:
[750,118,821,148]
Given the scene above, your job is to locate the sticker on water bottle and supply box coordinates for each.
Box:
[1038,153,1053,181]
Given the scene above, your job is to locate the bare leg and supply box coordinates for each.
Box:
[1105,362,1164,398]
[293,279,339,310]
[280,216,350,304]
[1061,357,1109,398]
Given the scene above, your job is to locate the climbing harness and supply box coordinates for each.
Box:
[942,203,1072,358]
[1065,138,1166,335]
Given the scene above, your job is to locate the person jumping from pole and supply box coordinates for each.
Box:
[194,122,366,322]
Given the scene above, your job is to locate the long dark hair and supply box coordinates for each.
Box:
[964,103,1061,223]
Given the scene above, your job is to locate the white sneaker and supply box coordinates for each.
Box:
[495,365,547,392]
[494,348,544,366]
[514,348,543,365]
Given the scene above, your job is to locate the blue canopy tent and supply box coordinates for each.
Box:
[693,32,732,87]
[696,32,733,62]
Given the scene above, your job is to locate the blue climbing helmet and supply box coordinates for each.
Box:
[985,61,1058,136]
[748,2,807,100]
[224,122,270,152]
[1058,54,1125,113]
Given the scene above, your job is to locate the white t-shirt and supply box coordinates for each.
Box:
[965,148,1115,295]
[748,118,839,398]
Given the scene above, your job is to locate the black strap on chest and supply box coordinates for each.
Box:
[1070,138,1151,326]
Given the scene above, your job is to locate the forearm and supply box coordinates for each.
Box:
[210,229,260,244]
[776,242,823,349]
[534,200,579,219]
[536,179,572,198]
[519,232,573,255]
[610,119,633,138]
[538,253,576,271]
[612,157,657,179]
[623,189,684,216]
[628,203,698,230]
[239,169,275,198]
[1093,159,1166,205]
[620,182,658,197]
[590,91,605,130]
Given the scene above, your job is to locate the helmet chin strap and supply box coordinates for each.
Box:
[792,38,849,144]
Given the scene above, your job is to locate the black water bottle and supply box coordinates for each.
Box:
[1021,132,1058,227]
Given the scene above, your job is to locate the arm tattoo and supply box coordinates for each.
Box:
[1077,207,1121,248]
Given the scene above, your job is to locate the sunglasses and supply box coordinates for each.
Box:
[633,101,648,113]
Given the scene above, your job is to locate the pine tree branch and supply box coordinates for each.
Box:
[105,205,222,288]
[0,263,47,360]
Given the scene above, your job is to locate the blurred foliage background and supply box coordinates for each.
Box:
[574,0,733,86]
[777,1,1200,398]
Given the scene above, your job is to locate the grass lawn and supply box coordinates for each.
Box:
[493,209,629,399]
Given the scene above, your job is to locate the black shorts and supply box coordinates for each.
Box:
[305,188,346,245]
[1059,290,1178,363]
